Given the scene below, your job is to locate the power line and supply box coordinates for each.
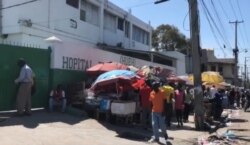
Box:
[182,10,189,31]
[217,0,238,40]
[236,0,250,47]
[229,0,239,20]
[201,1,228,47]
[228,0,246,49]
[227,0,247,48]
[200,0,225,57]
[238,24,247,47]
[218,0,230,20]
[217,0,243,49]
[201,0,231,54]
[183,0,200,32]
[236,0,244,20]
[210,0,232,49]
[1,0,39,10]
[154,0,169,4]
[126,1,154,9]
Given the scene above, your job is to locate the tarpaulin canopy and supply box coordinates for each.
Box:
[189,71,224,84]
[87,62,128,74]
[90,70,137,91]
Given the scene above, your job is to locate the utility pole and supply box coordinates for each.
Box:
[229,20,244,86]
[155,0,204,130]
[189,0,204,130]
[245,57,247,88]
[246,67,249,89]
[247,67,249,88]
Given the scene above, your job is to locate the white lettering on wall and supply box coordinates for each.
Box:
[62,56,92,71]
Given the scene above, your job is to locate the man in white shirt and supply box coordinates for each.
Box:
[15,58,33,116]
[210,85,217,99]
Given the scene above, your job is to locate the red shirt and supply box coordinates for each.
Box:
[139,85,152,109]
[50,90,65,101]
[175,90,184,110]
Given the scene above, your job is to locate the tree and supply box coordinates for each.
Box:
[152,24,191,54]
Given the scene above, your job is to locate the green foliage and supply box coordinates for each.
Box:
[152,24,191,54]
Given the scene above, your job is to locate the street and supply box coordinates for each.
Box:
[0,109,249,145]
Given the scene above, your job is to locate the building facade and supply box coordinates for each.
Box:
[0,0,186,85]
[201,49,236,84]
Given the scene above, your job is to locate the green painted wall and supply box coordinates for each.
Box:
[0,44,88,111]
[0,44,50,111]
[50,69,87,89]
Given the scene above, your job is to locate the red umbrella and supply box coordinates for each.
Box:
[87,62,128,74]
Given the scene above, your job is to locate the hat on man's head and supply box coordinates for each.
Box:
[17,58,26,67]
[18,58,26,63]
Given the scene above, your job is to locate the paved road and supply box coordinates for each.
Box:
[0,109,249,145]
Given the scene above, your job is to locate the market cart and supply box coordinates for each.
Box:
[111,100,136,124]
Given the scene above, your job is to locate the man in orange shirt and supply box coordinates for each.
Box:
[148,82,168,143]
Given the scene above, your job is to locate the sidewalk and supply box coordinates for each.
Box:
[0,109,249,145]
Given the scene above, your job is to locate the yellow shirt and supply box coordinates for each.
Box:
[161,85,174,102]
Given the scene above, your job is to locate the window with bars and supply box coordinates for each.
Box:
[132,25,149,45]
[80,0,99,26]
[117,18,124,31]
[104,11,116,32]
[80,10,86,21]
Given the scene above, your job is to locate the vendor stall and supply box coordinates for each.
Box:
[85,70,139,123]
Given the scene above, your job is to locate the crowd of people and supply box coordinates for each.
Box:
[138,79,193,143]
[138,79,250,143]
[14,58,250,144]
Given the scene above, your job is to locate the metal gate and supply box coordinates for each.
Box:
[0,44,50,111]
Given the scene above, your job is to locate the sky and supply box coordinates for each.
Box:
[109,0,250,74]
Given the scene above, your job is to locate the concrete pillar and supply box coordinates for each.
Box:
[99,0,104,43]
[148,21,152,51]
[128,9,133,49]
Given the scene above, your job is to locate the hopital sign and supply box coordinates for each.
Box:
[62,56,92,71]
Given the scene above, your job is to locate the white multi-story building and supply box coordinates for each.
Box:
[0,0,186,76]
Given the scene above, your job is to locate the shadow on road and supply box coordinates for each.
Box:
[116,131,150,141]
[235,136,250,142]
[0,109,86,129]
[230,128,250,132]
[116,131,174,145]
[229,118,248,123]
[167,124,195,131]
